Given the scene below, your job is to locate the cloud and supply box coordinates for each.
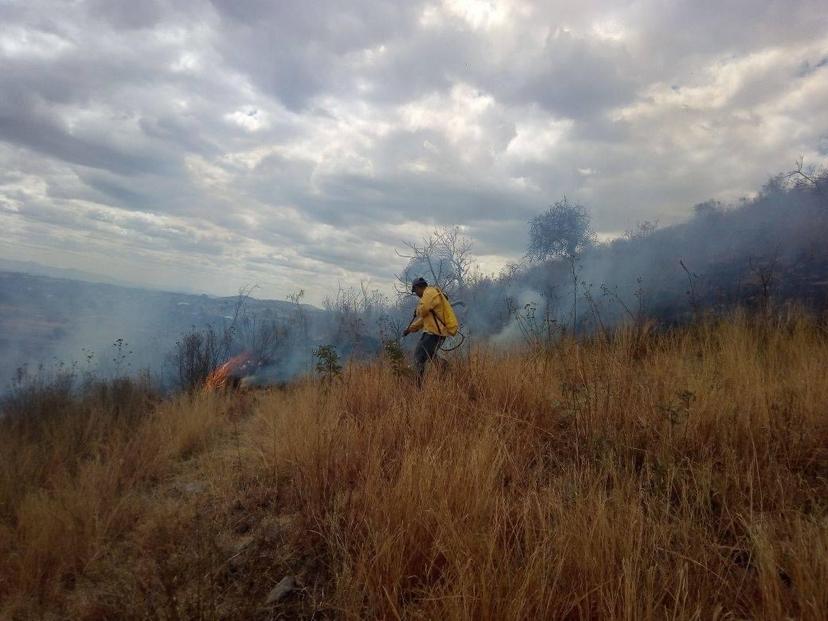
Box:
[1,0,827,303]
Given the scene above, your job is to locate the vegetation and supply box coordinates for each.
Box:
[313,345,342,383]
[526,196,596,262]
[1,311,826,619]
[171,325,232,392]
[4,170,827,391]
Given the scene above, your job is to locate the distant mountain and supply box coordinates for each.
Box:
[0,258,167,291]
[0,270,319,386]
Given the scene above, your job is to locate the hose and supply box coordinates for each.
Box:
[439,329,466,352]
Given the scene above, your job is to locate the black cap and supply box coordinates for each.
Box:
[411,277,428,292]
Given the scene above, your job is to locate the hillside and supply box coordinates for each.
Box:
[5,178,828,396]
[1,313,827,619]
[0,270,320,388]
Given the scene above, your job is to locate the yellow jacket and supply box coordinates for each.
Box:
[409,286,459,337]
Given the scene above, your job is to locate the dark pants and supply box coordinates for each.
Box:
[414,332,444,381]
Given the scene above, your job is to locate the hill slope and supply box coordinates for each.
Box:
[1,313,826,619]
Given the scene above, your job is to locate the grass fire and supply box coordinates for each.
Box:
[204,352,258,391]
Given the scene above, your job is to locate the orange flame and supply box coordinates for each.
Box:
[204,352,255,391]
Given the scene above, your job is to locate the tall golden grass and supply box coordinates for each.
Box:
[1,312,827,619]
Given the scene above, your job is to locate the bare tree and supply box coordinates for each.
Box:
[785,156,825,198]
[395,226,474,299]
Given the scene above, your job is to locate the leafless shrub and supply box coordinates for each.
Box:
[168,287,253,391]
[237,314,286,364]
[171,325,228,392]
[504,296,559,348]
[287,289,310,342]
[749,249,781,314]
[395,226,475,299]
[581,281,608,341]
[785,156,826,198]
[680,258,702,320]
[624,219,659,241]
[323,283,389,355]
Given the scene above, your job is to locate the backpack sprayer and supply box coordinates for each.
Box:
[402,286,466,352]
[439,305,466,352]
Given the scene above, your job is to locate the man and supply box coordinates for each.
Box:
[402,277,458,381]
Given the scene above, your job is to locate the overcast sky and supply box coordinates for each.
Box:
[1,0,826,302]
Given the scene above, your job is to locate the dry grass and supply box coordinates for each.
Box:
[1,312,827,619]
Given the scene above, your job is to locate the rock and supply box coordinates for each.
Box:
[265,575,297,604]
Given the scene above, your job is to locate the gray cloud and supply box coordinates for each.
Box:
[1,0,827,302]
